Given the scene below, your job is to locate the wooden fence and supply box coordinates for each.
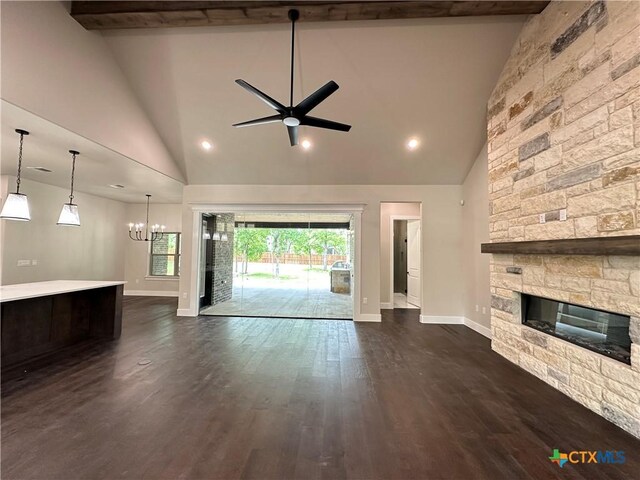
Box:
[236,253,347,266]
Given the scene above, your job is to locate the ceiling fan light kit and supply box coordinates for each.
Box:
[233,9,351,146]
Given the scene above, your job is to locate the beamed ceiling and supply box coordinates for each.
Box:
[70,1,549,29]
[41,2,534,186]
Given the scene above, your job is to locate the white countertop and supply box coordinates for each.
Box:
[0,280,126,303]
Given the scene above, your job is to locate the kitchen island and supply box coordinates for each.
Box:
[1,280,125,376]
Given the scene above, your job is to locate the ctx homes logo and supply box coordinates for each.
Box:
[549,449,626,468]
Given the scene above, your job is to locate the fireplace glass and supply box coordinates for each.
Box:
[521,294,631,364]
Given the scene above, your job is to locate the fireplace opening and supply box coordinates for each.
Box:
[521,294,631,364]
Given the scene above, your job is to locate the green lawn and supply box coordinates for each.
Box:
[245,272,297,280]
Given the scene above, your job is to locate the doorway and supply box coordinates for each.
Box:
[197,211,356,319]
[392,219,420,309]
[383,202,421,311]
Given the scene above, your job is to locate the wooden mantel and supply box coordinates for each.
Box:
[481,235,640,256]
[70,1,550,30]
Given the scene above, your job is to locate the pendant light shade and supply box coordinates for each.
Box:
[1,129,31,221]
[0,193,30,221]
[57,203,80,226]
[57,150,80,226]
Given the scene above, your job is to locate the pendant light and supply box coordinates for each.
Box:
[128,194,165,241]
[0,129,31,221]
[57,150,81,226]
[212,216,221,241]
[221,222,228,242]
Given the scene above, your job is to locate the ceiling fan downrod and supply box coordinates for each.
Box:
[288,9,299,109]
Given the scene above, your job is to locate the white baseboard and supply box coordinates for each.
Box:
[419,315,464,324]
[177,308,197,317]
[418,315,492,339]
[380,302,393,310]
[463,317,492,339]
[354,313,382,322]
[124,290,179,297]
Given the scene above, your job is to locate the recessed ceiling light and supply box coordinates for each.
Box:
[109,184,125,189]
[201,140,213,151]
[301,139,312,150]
[26,166,52,173]
[407,138,419,150]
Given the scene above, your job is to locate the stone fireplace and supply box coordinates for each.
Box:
[486,0,640,438]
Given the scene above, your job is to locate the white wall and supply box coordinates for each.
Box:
[177,185,464,319]
[124,203,182,296]
[0,176,126,284]
[0,1,184,182]
[462,145,491,329]
[379,202,421,306]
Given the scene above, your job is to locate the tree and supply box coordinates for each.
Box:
[234,228,268,274]
[267,229,297,278]
[290,229,315,270]
[310,229,347,270]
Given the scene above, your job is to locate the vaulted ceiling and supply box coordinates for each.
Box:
[2,1,527,190]
[103,15,525,184]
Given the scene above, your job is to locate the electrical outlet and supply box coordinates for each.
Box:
[363,297,368,304]
[17,260,30,267]
[182,292,188,299]
[31,259,38,266]
[482,307,486,314]
[539,214,546,224]
[475,305,479,312]
[559,209,567,221]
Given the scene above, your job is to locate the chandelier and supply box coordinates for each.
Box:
[128,194,165,242]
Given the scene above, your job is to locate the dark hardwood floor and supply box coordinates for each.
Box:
[2,297,639,479]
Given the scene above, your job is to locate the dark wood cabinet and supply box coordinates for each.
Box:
[1,284,123,377]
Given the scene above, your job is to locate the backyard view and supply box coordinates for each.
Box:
[200,224,353,318]
[234,227,350,286]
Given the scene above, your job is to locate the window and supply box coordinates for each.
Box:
[150,233,181,277]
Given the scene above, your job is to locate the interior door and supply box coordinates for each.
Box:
[406,220,421,307]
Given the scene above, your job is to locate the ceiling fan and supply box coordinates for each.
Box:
[233,9,351,146]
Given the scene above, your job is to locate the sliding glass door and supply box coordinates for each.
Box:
[198,211,353,319]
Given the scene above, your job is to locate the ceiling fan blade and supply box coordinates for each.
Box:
[235,79,287,113]
[295,81,339,115]
[287,125,299,146]
[233,115,283,128]
[301,116,351,132]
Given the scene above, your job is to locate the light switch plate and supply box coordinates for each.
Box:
[539,214,546,224]
[559,209,567,221]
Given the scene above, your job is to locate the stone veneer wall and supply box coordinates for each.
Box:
[486,0,640,438]
[212,213,235,305]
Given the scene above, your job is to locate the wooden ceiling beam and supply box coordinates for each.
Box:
[70,1,550,30]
